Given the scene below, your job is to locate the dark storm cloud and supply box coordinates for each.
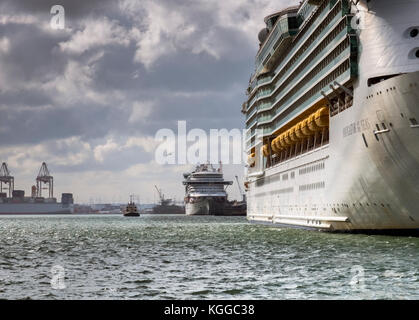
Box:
[0,0,116,19]
[0,0,288,201]
[0,23,68,83]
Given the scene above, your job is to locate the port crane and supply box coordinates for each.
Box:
[154,185,172,206]
[235,175,246,202]
[36,162,53,198]
[0,162,14,197]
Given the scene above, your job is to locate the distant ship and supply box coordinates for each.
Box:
[243,0,419,231]
[152,185,185,214]
[0,162,74,214]
[122,195,140,217]
[183,163,246,216]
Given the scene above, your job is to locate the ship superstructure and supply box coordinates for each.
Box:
[183,163,234,215]
[0,162,74,214]
[243,0,419,231]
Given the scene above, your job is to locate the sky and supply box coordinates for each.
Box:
[0,0,294,204]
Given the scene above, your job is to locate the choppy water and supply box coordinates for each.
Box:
[0,214,418,300]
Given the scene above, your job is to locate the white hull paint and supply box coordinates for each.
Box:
[247,0,419,231]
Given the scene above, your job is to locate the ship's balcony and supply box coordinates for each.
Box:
[269,0,337,81]
[263,67,352,136]
[247,87,273,112]
[257,43,352,129]
[248,9,348,118]
[248,74,273,97]
[256,14,298,74]
[246,115,258,129]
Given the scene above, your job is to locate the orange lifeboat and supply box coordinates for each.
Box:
[284,130,293,146]
[271,139,279,153]
[295,122,307,139]
[247,153,255,166]
[290,125,299,143]
[262,144,269,157]
[308,113,321,132]
[314,107,329,127]
[274,136,283,151]
[279,133,287,148]
[301,118,313,136]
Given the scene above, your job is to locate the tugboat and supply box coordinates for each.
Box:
[122,195,140,217]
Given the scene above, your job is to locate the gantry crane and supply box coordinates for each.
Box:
[36,162,54,198]
[0,162,14,197]
[154,185,171,206]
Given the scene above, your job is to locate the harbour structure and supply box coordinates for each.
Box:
[152,185,185,214]
[0,162,74,214]
[243,0,419,231]
[183,163,246,216]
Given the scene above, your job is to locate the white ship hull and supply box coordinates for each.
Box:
[0,203,74,215]
[246,0,419,231]
[248,71,419,231]
[185,197,226,215]
[185,200,210,216]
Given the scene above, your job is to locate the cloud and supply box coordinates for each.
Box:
[0,0,293,202]
[128,101,154,124]
[59,17,130,54]
[126,0,198,68]
[0,37,10,53]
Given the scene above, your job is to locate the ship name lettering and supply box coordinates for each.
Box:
[343,119,371,138]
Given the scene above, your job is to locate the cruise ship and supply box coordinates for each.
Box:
[0,162,74,215]
[243,0,419,232]
[183,163,244,215]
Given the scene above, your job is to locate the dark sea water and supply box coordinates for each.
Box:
[0,214,418,300]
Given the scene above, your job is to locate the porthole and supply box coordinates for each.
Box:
[404,27,419,39]
[409,48,419,59]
